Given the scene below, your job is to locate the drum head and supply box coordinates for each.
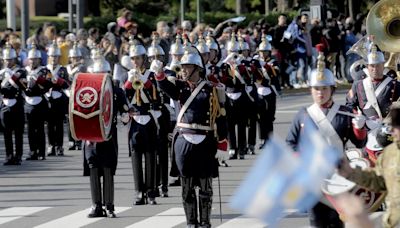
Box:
[345,148,362,160]
[349,157,370,170]
[321,173,356,195]
[100,75,114,140]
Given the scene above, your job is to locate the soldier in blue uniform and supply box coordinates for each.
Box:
[124,40,158,205]
[46,41,70,156]
[84,50,130,218]
[67,42,86,151]
[147,33,173,198]
[286,48,367,228]
[254,34,280,149]
[155,46,228,228]
[0,43,27,165]
[346,43,400,164]
[24,43,52,161]
[220,33,247,160]
[237,35,258,155]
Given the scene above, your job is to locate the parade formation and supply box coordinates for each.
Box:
[3,0,400,227]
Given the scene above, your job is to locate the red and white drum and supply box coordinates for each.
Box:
[69,73,113,142]
[321,151,385,215]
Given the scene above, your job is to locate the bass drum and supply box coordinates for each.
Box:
[69,73,113,142]
[322,156,385,215]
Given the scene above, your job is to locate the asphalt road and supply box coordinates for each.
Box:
[0,91,351,228]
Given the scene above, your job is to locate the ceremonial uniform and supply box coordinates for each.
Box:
[0,45,27,165]
[46,42,70,156]
[125,40,158,205]
[148,38,173,197]
[254,35,280,148]
[67,43,86,150]
[237,59,258,154]
[287,49,367,228]
[346,45,400,164]
[24,45,52,160]
[156,46,227,228]
[83,52,129,218]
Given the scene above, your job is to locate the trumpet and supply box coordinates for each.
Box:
[171,63,182,74]
[129,66,144,90]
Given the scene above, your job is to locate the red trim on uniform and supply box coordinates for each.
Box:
[143,80,152,89]
[124,80,133,89]
[155,72,166,81]
[56,77,65,86]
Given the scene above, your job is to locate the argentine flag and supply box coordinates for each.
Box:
[230,119,341,226]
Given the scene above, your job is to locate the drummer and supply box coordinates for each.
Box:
[339,102,400,228]
[346,43,400,164]
[286,45,367,227]
[83,49,130,218]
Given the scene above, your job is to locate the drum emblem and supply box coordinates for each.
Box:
[76,87,98,108]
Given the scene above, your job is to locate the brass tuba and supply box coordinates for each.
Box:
[366,0,400,52]
[346,36,370,60]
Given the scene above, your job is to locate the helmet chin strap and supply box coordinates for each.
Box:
[184,66,197,82]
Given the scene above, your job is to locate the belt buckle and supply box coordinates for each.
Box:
[191,123,198,129]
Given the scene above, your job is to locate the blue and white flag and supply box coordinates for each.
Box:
[230,136,300,226]
[230,119,341,226]
[285,119,341,211]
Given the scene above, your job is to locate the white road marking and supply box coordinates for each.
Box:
[125,207,186,228]
[34,207,130,228]
[0,207,50,225]
[216,209,299,228]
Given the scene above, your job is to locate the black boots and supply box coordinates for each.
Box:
[88,204,105,218]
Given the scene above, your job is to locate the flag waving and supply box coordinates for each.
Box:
[230,120,341,226]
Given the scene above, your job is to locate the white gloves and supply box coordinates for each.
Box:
[352,111,366,129]
[128,69,140,82]
[120,112,130,123]
[150,59,164,74]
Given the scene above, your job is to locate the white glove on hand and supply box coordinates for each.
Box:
[120,112,130,123]
[127,69,141,82]
[222,53,237,64]
[352,111,366,129]
[215,149,229,161]
[150,59,164,74]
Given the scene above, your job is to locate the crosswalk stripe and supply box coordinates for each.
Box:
[216,217,266,228]
[125,207,186,228]
[34,207,130,228]
[0,207,51,225]
[216,209,299,228]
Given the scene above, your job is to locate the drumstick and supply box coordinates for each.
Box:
[323,179,353,187]
[337,111,358,118]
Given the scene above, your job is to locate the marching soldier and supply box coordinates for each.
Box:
[346,43,400,165]
[124,40,158,205]
[84,50,129,218]
[0,43,27,165]
[46,41,70,156]
[238,36,258,155]
[220,33,247,160]
[286,47,367,228]
[67,42,86,150]
[24,43,52,160]
[154,46,228,228]
[204,33,230,166]
[339,102,400,228]
[253,34,280,149]
[147,33,173,197]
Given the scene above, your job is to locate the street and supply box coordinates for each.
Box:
[0,91,348,228]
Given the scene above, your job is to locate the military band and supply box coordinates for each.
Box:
[3,8,400,226]
[0,43,26,165]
